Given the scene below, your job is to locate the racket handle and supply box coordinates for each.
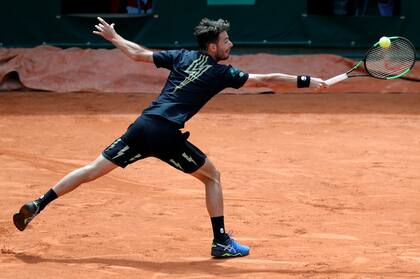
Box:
[325,73,349,86]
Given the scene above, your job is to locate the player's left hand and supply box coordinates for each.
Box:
[93,17,117,41]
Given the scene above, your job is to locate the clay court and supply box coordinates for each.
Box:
[1,0,420,276]
[1,89,420,278]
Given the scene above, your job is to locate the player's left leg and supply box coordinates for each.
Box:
[13,153,119,231]
[13,115,152,232]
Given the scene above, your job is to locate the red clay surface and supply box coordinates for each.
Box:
[1,91,420,278]
[1,46,419,94]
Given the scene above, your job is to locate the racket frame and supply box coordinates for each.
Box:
[325,36,416,86]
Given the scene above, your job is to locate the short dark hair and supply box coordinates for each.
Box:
[193,18,230,51]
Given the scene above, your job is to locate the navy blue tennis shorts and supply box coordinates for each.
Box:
[102,115,206,173]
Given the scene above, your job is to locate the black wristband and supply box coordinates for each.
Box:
[297,75,311,88]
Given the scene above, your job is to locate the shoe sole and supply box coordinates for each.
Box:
[211,249,249,258]
[212,252,247,258]
[13,204,34,231]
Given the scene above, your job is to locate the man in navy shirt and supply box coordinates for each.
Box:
[13,17,326,258]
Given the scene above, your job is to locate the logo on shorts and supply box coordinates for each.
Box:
[112,145,130,160]
[106,138,122,151]
[128,153,142,162]
[170,159,184,171]
[182,152,197,165]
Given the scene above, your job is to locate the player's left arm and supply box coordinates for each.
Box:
[243,73,327,89]
[93,17,153,63]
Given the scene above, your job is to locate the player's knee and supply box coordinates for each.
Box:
[192,159,221,185]
[212,169,221,183]
[205,166,221,185]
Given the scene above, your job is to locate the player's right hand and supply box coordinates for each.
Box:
[311,77,328,90]
[93,17,117,41]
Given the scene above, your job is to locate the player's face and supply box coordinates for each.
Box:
[215,31,233,61]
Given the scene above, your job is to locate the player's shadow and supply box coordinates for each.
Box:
[13,252,280,276]
[13,252,420,277]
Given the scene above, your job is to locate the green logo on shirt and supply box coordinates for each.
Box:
[229,67,244,77]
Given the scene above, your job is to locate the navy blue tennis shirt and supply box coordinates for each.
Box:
[141,49,249,128]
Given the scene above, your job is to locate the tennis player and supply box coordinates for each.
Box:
[13,17,327,258]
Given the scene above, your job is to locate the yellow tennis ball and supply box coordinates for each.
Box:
[379,36,391,48]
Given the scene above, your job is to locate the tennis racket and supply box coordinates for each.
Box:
[326,36,416,86]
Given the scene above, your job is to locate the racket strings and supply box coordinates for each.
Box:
[365,38,415,79]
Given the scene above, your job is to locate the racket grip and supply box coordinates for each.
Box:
[325,73,349,86]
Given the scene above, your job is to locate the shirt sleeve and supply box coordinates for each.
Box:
[220,65,249,89]
[153,50,182,70]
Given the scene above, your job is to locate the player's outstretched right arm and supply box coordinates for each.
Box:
[93,17,153,63]
[244,73,327,90]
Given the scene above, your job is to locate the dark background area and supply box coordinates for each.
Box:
[0,0,416,58]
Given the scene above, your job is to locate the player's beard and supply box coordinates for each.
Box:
[216,49,230,61]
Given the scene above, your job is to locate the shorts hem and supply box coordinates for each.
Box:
[183,155,207,174]
[101,151,127,168]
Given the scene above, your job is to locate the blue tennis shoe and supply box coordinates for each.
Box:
[211,235,250,258]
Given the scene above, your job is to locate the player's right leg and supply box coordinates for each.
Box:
[13,154,118,231]
[191,159,250,258]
